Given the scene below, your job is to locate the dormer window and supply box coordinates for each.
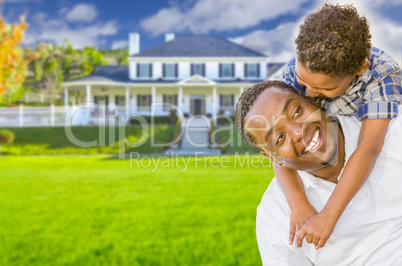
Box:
[244,63,260,78]
[219,63,234,78]
[191,63,205,76]
[137,63,152,78]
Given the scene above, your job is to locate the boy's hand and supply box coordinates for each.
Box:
[295,210,337,249]
[289,203,317,245]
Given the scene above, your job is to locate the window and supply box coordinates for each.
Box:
[137,63,151,78]
[163,63,177,78]
[220,63,234,78]
[137,94,151,111]
[163,94,178,111]
[115,95,125,106]
[245,63,259,78]
[220,94,234,107]
[191,63,204,76]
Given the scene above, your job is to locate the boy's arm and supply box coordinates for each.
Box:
[273,165,317,245]
[295,118,390,249]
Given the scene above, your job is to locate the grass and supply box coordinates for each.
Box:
[0,155,274,265]
[0,126,175,155]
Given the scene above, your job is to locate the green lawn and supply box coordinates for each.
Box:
[0,155,274,265]
[0,126,175,155]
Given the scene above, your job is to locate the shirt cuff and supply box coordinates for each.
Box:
[357,102,399,120]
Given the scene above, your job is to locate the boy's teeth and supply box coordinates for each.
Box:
[304,130,319,153]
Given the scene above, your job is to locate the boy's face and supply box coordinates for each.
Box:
[295,60,356,98]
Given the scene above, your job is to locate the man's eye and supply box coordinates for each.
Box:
[293,107,301,120]
[275,132,285,145]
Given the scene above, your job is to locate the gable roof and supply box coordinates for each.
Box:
[131,35,267,58]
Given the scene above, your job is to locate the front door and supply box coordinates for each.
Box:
[194,99,202,115]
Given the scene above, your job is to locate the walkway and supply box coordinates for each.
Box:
[164,117,221,156]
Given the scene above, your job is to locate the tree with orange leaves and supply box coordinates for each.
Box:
[0,10,41,101]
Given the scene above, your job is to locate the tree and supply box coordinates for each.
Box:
[0,11,42,103]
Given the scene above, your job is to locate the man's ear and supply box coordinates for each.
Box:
[356,61,370,76]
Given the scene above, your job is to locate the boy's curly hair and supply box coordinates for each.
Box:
[295,3,371,76]
[235,80,298,148]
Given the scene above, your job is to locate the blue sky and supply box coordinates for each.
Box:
[2,0,401,63]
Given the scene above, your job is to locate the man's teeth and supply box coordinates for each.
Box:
[304,130,320,153]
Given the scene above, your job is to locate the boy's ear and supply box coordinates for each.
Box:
[356,61,370,75]
[260,150,274,161]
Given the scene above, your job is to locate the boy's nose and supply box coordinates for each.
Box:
[306,87,319,97]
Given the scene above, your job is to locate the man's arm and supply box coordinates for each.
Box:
[295,118,390,249]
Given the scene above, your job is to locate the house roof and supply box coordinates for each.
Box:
[68,65,130,83]
[131,35,267,58]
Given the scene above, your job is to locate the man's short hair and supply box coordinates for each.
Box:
[295,3,371,76]
[234,80,298,148]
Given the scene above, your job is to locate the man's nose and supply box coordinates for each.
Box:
[306,87,319,97]
[287,122,303,143]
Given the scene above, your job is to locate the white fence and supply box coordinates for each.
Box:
[0,105,131,127]
[0,105,67,127]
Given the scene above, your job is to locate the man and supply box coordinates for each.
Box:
[234,80,402,265]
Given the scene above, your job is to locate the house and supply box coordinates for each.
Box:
[62,34,268,124]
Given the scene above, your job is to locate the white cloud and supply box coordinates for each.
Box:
[23,10,118,48]
[65,3,98,23]
[230,22,299,62]
[111,40,129,50]
[231,1,402,64]
[140,0,310,36]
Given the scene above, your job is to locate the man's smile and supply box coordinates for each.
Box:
[303,128,323,154]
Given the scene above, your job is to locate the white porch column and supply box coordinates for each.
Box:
[86,85,91,105]
[64,87,69,107]
[152,86,156,103]
[238,87,244,104]
[125,86,130,117]
[178,87,183,110]
[213,87,217,123]
[213,87,217,117]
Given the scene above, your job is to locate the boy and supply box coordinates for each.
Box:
[277,3,402,250]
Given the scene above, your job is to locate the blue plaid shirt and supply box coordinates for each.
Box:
[282,47,402,120]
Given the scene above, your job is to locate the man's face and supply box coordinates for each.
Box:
[244,87,339,172]
[295,60,355,98]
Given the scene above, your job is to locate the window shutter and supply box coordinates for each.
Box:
[202,63,205,76]
[231,94,235,106]
[175,63,178,78]
[256,63,260,78]
[137,95,141,108]
[149,64,152,78]
[174,95,178,106]
[136,63,140,77]
[162,63,166,78]
[190,63,194,75]
[105,96,109,106]
[219,95,223,107]
[94,96,98,104]
[244,63,248,78]
[163,94,166,103]
[219,63,222,78]
[148,94,152,107]
[115,95,119,106]
[231,63,235,78]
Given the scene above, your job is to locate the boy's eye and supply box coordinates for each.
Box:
[293,107,301,120]
[275,132,285,145]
